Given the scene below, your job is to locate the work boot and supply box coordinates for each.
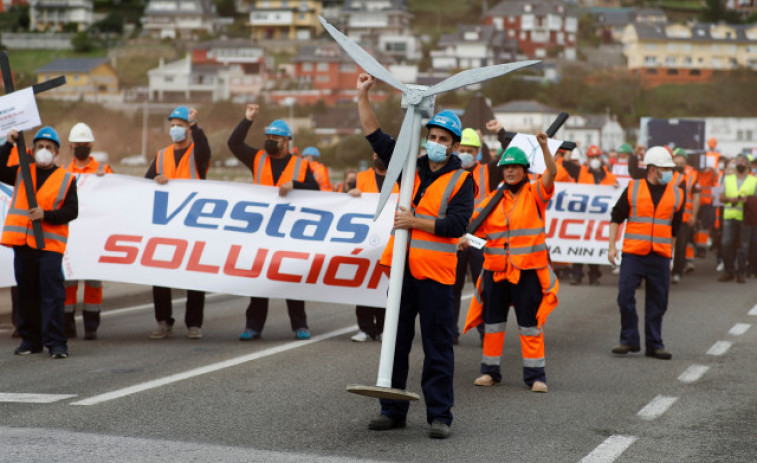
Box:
[63,312,77,339]
[531,381,548,393]
[82,311,100,341]
[645,349,672,360]
[368,414,406,431]
[611,344,641,355]
[428,420,451,439]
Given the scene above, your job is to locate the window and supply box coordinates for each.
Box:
[644,55,657,65]
[689,69,701,76]
[645,68,658,74]
[302,62,312,71]
[73,74,80,82]
[339,63,356,72]
[316,62,328,71]
[316,75,329,82]
[712,58,723,68]
[644,43,657,51]
[711,44,721,53]
[684,57,692,66]
[164,76,174,83]
[737,130,744,140]
[666,69,678,75]
[747,131,753,141]
[666,56,676,66]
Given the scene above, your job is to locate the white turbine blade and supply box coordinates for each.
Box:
[375,106,416,219]
[421,60,541,97]
[319,16,408,93]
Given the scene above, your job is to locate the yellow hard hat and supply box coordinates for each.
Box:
[460,128,481,148]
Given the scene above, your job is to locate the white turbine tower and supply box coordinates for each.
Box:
[320,17,540,401]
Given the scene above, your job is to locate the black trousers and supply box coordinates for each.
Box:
[672,222,693,276]
[452,246,484,337]
[152,286,205,328]
[245,297,307,332]
[356,305,384,338]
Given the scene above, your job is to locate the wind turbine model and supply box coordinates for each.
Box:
[319,17,540,401]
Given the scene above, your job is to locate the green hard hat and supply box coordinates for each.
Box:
[618,143,633,155]
[498,146,530,168]
[673,147,687,158]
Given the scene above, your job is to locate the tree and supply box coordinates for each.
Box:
[93,12,124,34]
[71,31,95,53]
[213,0,236,17]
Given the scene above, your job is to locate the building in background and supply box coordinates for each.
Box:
[36,57,120,102]
[340,0,417,61]
[29,0,93,32]
[247,0,323,40]
[141,0,223,40]
[431,24,517,71]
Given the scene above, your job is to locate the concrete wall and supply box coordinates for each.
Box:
[1,33,73,50]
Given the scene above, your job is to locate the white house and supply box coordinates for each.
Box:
[148,55,229,102]
[29,0,94,32]
[340,0,419,61]
[560,114,625,152]
[141,0,222,40]
[431,25,516,71]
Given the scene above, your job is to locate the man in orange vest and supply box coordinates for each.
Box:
[671,148,700,284]
[62,122,113,340]
[302,146,332,191]
[347,153,398,342]
[1,127,78,358]
[608,147,685,360]
[357,73,475,439]
[463,137,559,393]
[145,106,210,341]
[696,137,721,258]
[227,104,320,341]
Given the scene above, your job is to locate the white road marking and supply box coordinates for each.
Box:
[637,395,678,421]
[0,393,77,403]
[71,324,358,406]
[579,435,638,463]
[678,364,710,384]
[706,340,732,356]
[461,292,474,301]
[73,293,227,320]
[728,323,751,336]
[749,304,757,316]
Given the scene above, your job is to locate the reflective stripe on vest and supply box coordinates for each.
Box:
[254,151,307,186]
[474,163,488,206]
[623,179,682,258]
[156,144,199,179]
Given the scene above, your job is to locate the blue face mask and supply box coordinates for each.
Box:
[170,125,187,143]
[426,140,451,162]
[458,152,475,168]
[659,170,673,184]
[476,150,482,162]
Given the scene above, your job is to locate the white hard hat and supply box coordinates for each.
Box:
[643,146,675,168]
[69,122,95,143]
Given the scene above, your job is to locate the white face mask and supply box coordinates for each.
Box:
[589,158,602,170]
[458,152,475,168]
[35,148,54,167]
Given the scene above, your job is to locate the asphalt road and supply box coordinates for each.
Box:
[1,259,756,463]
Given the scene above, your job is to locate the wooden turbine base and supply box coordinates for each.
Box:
[346,385,420,401]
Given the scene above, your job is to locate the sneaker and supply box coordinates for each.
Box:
[428,420,451,439]
[474,374,498,386]
[368,414,406,431]
[295,327,311,340]
[672,274,681,284]
[611,344,641,355]
[351,331,372,342]
[187,327,203,339]
[149,321,173,340]
[645,349,672,360]
[531,381,548,393]
[83,330,97,341]
[716,262,724,272]
[50,346,68,359]
[684,262,695,273]
[611,266,620,275]
[14,345,43,355]
[238,329,260,341]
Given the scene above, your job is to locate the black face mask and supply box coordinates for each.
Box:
[506,178,528,193]
[264,140,281,155]
[73,146,91,160]
[737,165,747,174]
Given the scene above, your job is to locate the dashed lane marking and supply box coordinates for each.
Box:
[0,393,77,403]
[579,435,638,463]
[70,324,358,406]
[728,323,751,336]
[706,340,732,356]
[637,395,678,421]
[678,365,710,384]
[748,304,757,316]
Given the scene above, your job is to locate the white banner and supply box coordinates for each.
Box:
[0,87,42,139]
[546,182,625,265]
[508,133,565,175]
[2,175,395,306]
[0,182,14,286]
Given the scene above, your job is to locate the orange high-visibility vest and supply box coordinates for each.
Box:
[554,158,573,183]
[66,158,113,175]
[7,146,33,167]
[1,165,75,255]
[473,178,552,271]
[698,151,720,205]
[311,161,332,192]
[253,150,309,186]
[472,162,490,206]
[155,143,205,179]
[577,165,617,185]
[356,167,398,194]
[622,179,683,258]
[380,168,471,285]
[673,167,698,223]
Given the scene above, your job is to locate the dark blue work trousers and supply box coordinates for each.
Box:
[14,245,67,352]
[380,268,455,426]
[617,252,670,350]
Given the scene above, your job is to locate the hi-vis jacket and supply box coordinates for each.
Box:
[577,165,617,185]
[356,167,398,194]
[66,158,113,175]
[723,173,757,221]
[380,168,471,285]
[156,143,207,179]
[471,162,490,206]
[672,166,698,223]
[622,179,683,258]
[253,151,309,186]
[464,176,559,331]
[1,165,75,255]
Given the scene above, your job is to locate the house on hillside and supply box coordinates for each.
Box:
[621,21,757,85]
[725,0,757,18]
[29,0,93,32]
[192,40,268,97]
[561,113,624,152]
[484,0,578,60]
[247,0,323,40]
[340,0,418,61]
[593,8,666,43]
[430,24,517,71]
[492,100,559,134]
[312,106,361,145]
[35,58,120,102]
[141,0,222,39]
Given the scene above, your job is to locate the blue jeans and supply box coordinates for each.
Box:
[722,219,750,276]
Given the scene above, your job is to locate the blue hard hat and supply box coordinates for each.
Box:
[302,146,320,158]
[426,110,462,140]
[168,106,190,122]
[265,119,292,139]
[33,126,60,147]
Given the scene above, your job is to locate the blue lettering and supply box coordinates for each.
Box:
[553,190,567,211]
[332,213,372,243]
[152,191,198,225]
[291,208,333,241]
[589,195,612,214]
[224,201,267,233]
[184,199,228,229]
[266,203,296,238]
[567,194,589,213]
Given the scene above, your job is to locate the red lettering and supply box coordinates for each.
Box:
[323,256,370,288]
[558,219,583,240]
[306,253,326,284]
[595,220,623,242]
[98,234,141,264]
[223,245,267,278]
[583,219,595,240]
[267,251,308,283]
[367,261,390,289]
[186,241,220,274]
[141,237,187,269]
[545,218,558,239]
